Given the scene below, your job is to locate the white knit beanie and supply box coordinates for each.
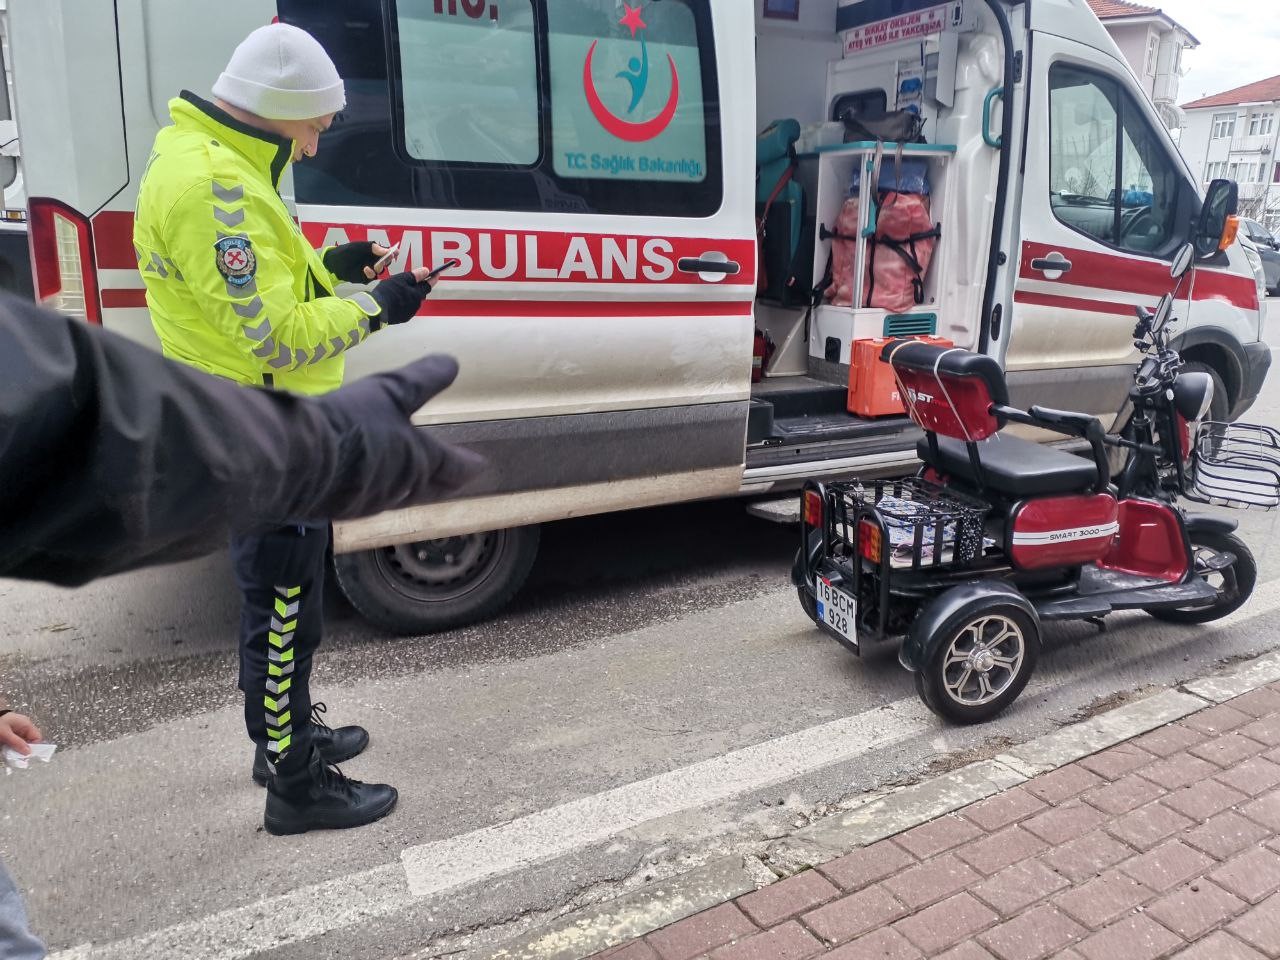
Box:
[212,23,345,121]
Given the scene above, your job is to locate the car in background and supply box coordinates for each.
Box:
[1241,218,1280,296]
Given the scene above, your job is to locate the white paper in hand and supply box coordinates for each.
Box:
[3,742,57,773]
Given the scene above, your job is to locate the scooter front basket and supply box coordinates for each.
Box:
[1192,422,1280,510]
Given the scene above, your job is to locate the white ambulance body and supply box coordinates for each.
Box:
[10,0,1269,632]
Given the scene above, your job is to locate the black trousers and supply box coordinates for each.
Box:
[230,523,329,772]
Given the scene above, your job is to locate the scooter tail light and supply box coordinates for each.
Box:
[859,519,883,563]
[802,489,824,528]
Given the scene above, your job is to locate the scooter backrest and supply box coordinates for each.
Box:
[882,340,1008,441]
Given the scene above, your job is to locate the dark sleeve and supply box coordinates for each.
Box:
[0,293,486,586]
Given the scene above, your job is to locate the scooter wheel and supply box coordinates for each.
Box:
[916,602,1040,725]
[1147,531,1257,625]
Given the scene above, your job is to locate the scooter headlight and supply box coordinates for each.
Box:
[1174,371,1215,422]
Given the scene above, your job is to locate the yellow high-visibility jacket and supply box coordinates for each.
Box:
[134,92,380,395]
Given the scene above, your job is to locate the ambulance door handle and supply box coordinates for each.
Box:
[677,256,741,276]
[1030,254,1073,275]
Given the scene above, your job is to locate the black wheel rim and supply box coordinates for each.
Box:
[373,531,506,603]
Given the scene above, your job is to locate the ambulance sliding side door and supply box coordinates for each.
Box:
[281,0,759,544]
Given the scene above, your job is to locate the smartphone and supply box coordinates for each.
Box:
[424,258,462,281]
[370,242,401,276]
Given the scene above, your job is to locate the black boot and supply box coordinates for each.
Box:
[252,702,369,786]
[263,744,398,836]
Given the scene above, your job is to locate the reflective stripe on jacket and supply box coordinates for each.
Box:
[134,92,379,395]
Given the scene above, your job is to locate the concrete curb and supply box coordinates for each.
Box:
[479,644,1280,960]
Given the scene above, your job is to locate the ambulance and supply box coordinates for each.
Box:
[9,0,1269,633]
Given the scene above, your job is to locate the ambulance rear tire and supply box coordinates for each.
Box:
[333,525,540,635]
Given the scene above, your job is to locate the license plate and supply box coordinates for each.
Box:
[815,577,858,647]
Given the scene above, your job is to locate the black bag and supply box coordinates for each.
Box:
[757,201,816,308]
[840,107,925,145]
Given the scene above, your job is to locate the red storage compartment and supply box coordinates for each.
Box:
[1008,494,1119,570]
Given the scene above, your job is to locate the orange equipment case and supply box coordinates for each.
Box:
[848,336,954,417]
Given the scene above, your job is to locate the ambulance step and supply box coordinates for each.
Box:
[769,412,913,445]
[752,376,849,417]
[746,496,800,524]
[747,399,776,445]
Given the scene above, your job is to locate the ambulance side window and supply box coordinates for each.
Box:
[1048,66,1120,246]
[280,0,721,217]
[394,0,539,166]
[1119,105,1181,254]
[1049,63,1187,257]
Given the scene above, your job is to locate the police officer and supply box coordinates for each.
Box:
[133,23,442,834]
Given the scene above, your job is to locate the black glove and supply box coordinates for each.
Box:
[323,241,382,283]
[311,354,488,519]
[368,271,430,329]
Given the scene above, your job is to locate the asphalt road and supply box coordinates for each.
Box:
[3,306,1280,960]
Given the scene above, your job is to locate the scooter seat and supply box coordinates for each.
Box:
[918,434,1100,497]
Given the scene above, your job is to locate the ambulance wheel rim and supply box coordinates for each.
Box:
[377,532,503,601]
[941,615,1026,707]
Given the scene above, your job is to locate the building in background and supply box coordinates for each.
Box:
[1086,0,1198,131]
[1181,77,1280,231]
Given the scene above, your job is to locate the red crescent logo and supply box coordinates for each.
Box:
[583,40,680,143]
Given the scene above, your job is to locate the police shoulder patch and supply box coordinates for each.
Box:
[215,236,257,287]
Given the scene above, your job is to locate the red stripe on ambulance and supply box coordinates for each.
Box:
[93,210,139,270]
[1013,291,1135,317]
[92,210,758,288]
[99,287,752,318]
[302,223,756,287]
[1019,241,1259,311]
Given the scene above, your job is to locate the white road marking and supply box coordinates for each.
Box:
[399,694,935,896]
[50,864,413,960]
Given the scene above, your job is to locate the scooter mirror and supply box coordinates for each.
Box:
[1152,293,1174,333]
[1171,243,1194,280]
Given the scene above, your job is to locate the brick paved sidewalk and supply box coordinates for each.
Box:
[593,685,1280,960]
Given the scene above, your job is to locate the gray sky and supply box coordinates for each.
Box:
[1156,0,1280,105]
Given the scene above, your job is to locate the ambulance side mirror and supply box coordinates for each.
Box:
[1195,179,1239,259]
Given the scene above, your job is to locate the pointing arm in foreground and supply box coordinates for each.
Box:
[0,293,484,585]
